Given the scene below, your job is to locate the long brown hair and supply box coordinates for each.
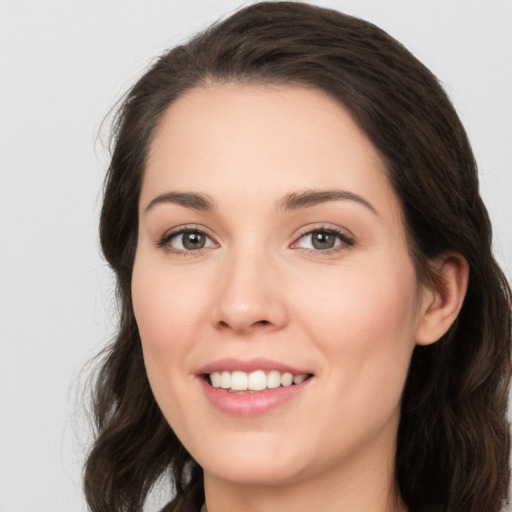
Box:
[84,3,511,511]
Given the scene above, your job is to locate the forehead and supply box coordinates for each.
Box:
[142,82,399,222]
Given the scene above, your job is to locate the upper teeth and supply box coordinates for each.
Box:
[209,370,308,391]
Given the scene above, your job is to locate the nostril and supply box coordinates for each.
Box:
[215,318,274,332]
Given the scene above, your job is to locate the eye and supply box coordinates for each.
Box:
[292,227,354,253]
[159,228,217,254]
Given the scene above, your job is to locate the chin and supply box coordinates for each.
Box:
[193,432,311,486]
[202,457,305,487]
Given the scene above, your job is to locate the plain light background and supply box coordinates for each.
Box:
[1,1,511,511]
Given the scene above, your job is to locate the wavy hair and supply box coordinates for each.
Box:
[84,3,511,511]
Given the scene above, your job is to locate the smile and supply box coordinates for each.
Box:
[208,370,310,392]
[197,358,314,416]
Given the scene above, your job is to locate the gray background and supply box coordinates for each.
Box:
[1,0,511,510]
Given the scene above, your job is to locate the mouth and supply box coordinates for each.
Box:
[203,370,314,393]
[197,359,315,416]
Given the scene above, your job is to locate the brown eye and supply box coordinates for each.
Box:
[311,231,336,250]
[164,229,216,253]
[293,227,354,253]
[181,232,206,250]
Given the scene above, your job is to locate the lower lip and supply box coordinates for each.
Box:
[198,377,312,417]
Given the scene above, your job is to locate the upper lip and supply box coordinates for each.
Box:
[196,357,312,375]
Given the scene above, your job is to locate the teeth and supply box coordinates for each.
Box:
[248,370,266,391]
[220,371,231,389]
[281,372,293,387]
[267,370,281,389]
[293,374,307,384]
[231,371,248,391]
[210,372,222,387]
[209,370,309,392]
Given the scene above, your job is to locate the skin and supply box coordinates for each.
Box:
[132,83,468,512]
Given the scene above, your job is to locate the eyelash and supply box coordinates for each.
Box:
[157,225,355,256]
[157,226,216,256]
[292,225,355,255]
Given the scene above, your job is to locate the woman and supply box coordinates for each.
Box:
[84,2,511,511]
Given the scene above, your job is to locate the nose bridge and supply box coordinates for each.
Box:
[212,240,287,333]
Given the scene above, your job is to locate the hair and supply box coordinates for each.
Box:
[84,2,512,511]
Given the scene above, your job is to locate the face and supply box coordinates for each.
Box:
[132,83,427,489]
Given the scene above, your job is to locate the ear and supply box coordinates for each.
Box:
[415,253,469,346]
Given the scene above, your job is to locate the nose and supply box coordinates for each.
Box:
[210,248,288,335]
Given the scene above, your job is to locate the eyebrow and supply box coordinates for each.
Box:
[144,188,377,216]
[145,191,216,213]
[277,189,378,215]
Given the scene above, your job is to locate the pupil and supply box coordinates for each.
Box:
[183,232,205,250]
[312,231,335,250]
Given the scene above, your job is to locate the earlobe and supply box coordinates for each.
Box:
[415,253,469,346]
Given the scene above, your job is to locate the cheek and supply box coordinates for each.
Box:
[131,257,202,408]
[301,261,418,334]
[295,257,420,399]
[131,258,207,429]
[132,259,208,352]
